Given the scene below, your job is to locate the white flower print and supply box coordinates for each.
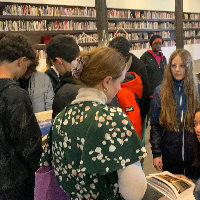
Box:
[141,147,146,152]
[63,141,67,148]
[97,154,103,160]
[95,147,102,153]
[109,145,116,152]
[103,106,108,111]
[63,119,68,125]
[89,150,94,155]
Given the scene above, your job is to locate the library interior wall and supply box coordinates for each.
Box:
[3,0,200,72]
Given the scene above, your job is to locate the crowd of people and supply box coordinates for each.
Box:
[1,32,200,200]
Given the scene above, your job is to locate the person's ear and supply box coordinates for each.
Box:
[51,57,63,66]
[17,57,26,67]
[55,57,63,65]
[102,76,112,91]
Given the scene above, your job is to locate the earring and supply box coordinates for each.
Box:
[104,88,108,92]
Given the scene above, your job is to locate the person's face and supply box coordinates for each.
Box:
[152,41,162,53]
[170,55,186,81]
[194,111,200,142]
[105,69,126,104]
[14,58,31,80]
[52,58,71,76]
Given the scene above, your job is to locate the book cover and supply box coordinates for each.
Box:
[35,110,52,138]
[135,11,140,18]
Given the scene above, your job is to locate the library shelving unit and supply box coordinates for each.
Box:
[183,12,200,45]
[0,2,98,54]
[107,9,175,50]
[0,2,179,52]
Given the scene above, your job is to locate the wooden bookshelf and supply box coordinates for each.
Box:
[0,2,177,50]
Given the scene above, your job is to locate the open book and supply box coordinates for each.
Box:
[146,171,196,200]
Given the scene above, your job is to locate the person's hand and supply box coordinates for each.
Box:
[153,157,163,171]
[173,174,192,182]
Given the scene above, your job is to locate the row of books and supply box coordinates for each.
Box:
[131,42,150,50]
[109,31,171,40]
[183,22,200,28]
[0,20,97,32]
[59,31,171,45]
[163,40,176,47]
[107,9,175,19]
[108,21,174,30]
[35,50,46,59]
[3,4,96,17]
[184,13,200,20]
[130,39,175,50]
[184,30,196,37]
[73,33,98,44]
[0,20,47,31]
[184,38,200,45]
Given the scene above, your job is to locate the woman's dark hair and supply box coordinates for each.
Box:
[192,108,200,167]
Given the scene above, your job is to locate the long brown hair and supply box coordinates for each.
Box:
[159,49,199,132]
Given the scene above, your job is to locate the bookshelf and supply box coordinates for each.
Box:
[183,12,200,45]
[0,2,177,52]
[106,8,175,50]
[3,3,200,52]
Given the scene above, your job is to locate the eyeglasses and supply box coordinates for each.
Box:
[171,64,186,70]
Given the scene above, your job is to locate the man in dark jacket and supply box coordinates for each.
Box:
[0,35,42,200]
[46,35,80,118]
[140,34,167,98]
[109,36,151,126]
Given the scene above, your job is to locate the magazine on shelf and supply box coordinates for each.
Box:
[146,171,195,200]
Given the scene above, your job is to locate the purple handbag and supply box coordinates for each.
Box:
[34,166,70,200]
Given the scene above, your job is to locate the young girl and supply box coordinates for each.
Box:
[160,108,200,200]
[150,49,200,180]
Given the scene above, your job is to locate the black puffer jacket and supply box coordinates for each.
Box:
[150,81,200,161]
[128,53,151,125]
[45,68,60,91]
[52,71,80,118]
[140,51,167,97]
[0,79,42,192]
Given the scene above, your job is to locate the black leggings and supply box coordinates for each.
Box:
[162,156,200,180]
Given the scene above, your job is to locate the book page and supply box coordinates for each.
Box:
[146,171,195,200]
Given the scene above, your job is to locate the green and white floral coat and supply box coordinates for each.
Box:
[40,88,147,200]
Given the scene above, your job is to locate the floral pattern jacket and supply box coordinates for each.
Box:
[40,100,147,199]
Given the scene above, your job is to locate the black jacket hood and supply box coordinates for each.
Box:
[0,78,17,93]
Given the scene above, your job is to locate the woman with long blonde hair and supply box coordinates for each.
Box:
[150,49,200,180]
